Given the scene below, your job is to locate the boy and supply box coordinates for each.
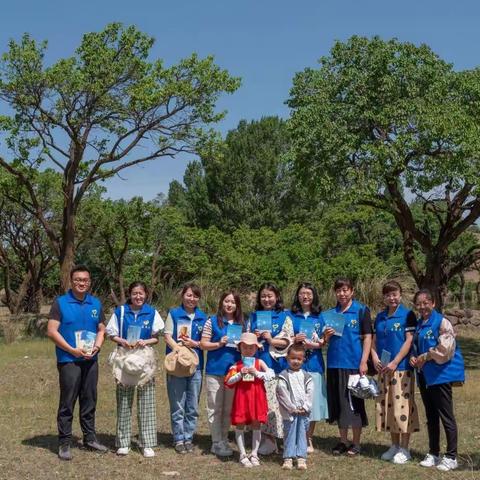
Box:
[276,344,314,470]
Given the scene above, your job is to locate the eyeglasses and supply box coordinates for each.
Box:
[72,278,90,284]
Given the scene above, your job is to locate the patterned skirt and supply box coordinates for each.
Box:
[261,377,284,438]
[375,370,420,434]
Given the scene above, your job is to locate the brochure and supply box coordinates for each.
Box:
[226,323,243,348]
[242,356,255,382]
[177,318,192,339]
[75,330,96,355]
[380,349,392,366]
[322,311,346,337]
[299,318,315,339]
[255,311,272,332]
[127,325,142,345]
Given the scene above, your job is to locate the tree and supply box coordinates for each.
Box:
[0,23,240,290]
[288,36,480,308]
[169,116,318,231]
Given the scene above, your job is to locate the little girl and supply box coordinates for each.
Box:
[225,332,274,467]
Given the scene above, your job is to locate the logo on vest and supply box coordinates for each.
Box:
[272,323,279,332]
[91,309,98,318]
[348,319,358,328]
[424,329,434,340]
[391,322,401,331]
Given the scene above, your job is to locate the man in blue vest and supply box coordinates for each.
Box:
[47,265,107,460]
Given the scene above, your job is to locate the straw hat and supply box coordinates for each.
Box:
[237,332,262,348]
[112,346,157,387]
[164,345,199,377]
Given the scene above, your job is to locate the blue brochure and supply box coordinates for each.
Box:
[226,323,243,348]
[242,356,255,382]
[380,349,392,365]
[299,318,315,339]
[256,311,272,332]
[322,311,345,337]
[75,330,97,354]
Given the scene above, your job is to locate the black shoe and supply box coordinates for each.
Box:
[174,442,186,454]
[332,442,348,456]
[184,441,194,453]
[58,444,72,461]
[84,439,108,452]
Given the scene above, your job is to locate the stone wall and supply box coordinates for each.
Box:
[444,308,480,327]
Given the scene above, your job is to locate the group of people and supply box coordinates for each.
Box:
[47,265,465,473]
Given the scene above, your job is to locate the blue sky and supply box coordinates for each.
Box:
[1,0,479,200]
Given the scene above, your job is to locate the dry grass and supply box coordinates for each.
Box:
[0,329,479,480]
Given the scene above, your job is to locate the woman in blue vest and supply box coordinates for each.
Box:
[287,282,329,453]
[250,283,291,454]
[200,290,246,457]
[164,283,207,454]
[371,280,419,464]
[325,277,373,456]
[410,289,465,472]
[106,281,164,458]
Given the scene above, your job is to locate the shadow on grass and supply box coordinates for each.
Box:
[22,433,116,454]
[457,335,480,370]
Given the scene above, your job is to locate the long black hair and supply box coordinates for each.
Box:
[291,282,322,315]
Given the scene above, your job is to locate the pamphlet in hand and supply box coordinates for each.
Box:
[322,311,345,337]
[380,349,392,366]
[176,319,192,340]
[299,319,315,339]
[242,356,255,382]
[127,325,142,345]
[226,323,243,348]
[255,311,272,333]
[75,330,97,355]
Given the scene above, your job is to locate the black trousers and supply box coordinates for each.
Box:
[57,360,98,445]
[418,373,458,459]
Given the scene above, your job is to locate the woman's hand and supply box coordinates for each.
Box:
[294,333,307,344]
[181,337,198,349]
[134,339,147,348]
[409,356,417,367]
[261,331,273,343]
[371,353,382,373]
[323,327,335,341]
[303,339,317,349]
[117,338,131,349]
[382,360,398,375]
[219,336,228,347]
[415,355,427,369]
[359,361,368,376]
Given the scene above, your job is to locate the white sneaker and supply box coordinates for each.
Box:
[419,453,440,467]
[143,447,155,458]
[381,445,399,461]
[437,456,458,471]
[392,448,411,464]
[116,447,130,455]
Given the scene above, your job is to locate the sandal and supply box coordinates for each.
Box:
[249,455,260,467]
[347,444,361,456]
[239,454,253,468]
[332,442,348,456]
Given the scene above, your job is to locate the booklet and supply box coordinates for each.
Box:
[226,323,242,348]
[127,325,142,345]
[75,330,96,355]
[299,318,315,339]
[242,356,255,382]
[380,349,392,366]
[322,311,346,337]
[255,311,272,332]
[177,318,192,339]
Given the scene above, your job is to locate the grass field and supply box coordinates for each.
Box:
[0,328,479,480]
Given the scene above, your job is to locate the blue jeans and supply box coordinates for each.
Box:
[283,415,309,459]
[167,369,202,443]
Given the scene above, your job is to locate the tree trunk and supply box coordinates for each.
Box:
[419,251,450,312]
[458,273,466,310]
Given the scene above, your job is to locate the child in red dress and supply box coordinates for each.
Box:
[225,332,274,467]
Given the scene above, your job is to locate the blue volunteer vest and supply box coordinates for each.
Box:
[115,302,156,341]
[375,304,415,371]
[326,300,368,370]
[205,315,242,376]
[56,290,102,363]
[167,305,207,371]
[250,310,287,374]
[415,309,465,387]
[286,310,325,374]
